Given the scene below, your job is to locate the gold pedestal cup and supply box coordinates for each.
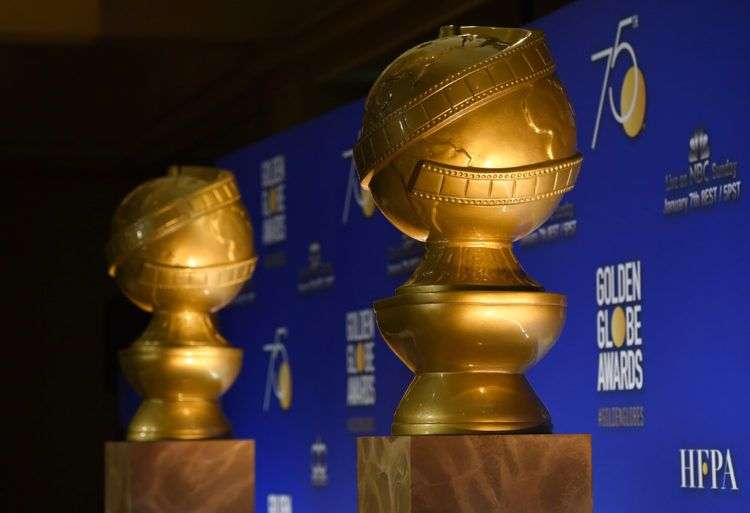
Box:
[354,26,582,434]
[107,166,256,441]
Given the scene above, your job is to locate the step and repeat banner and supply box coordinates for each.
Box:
[120,0,747,511]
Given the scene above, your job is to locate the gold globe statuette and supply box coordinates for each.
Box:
[107,166,256,441]
[354,26,582,434]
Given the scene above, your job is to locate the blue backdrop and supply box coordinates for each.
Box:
[121,1,749,511]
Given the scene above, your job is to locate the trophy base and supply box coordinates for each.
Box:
[375,288,564,435]
[392,372,551,435]
[358,434,591,513]
[128,398,232,441]
[105,439,254,513]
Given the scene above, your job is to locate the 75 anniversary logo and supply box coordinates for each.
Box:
[591,15,647,149]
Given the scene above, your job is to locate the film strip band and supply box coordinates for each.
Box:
[137,258,257,290]
[407,153,582,206]
[107,167,241,272]
[355,30,555,179]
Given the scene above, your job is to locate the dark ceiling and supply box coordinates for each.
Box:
[1,0,572,178]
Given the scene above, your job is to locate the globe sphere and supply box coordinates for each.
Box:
[108,166,256,313]
[354,27,580,243]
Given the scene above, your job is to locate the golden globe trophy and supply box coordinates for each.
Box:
[355,26,591,513]
[104,166,255,513]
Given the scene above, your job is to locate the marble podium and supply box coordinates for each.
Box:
[105,440,255,513]
[358,435,591,513]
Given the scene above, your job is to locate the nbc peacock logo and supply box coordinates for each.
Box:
[591,15,647,149]
[263,327,292,411]
[689,128,710,163]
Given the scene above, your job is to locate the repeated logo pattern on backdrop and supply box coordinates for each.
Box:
[118,1,747,512]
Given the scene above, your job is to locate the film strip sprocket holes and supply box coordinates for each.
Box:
[407,154,582,206]
[137,258,257,290]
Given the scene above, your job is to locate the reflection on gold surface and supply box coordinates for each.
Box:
[107,166,256,441]
[354,26,582,434]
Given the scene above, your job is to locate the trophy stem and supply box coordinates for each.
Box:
[127,397,232,441]
[392,371,551,435]
[402,240,542,291]
[137,310,229,347]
